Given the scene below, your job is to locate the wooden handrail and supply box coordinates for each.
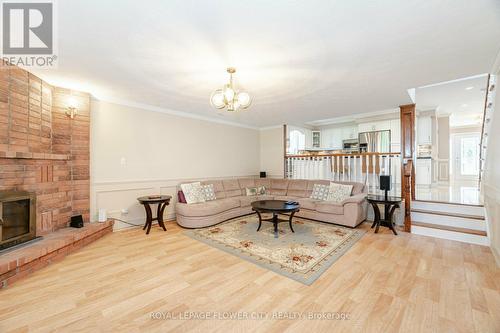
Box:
[403,160,413,232]
[286,152,401,158]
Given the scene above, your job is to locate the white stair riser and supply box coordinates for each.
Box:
[411,201,484,217]
[411,212,486,231]
[411,226,489,246]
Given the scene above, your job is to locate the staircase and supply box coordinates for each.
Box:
[410,200,489,246]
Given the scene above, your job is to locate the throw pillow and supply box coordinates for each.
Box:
[201,184,216,201]
[257,186,266,195]
[327,182,353,203]
[177,190,187,203]
[245,187,258,196]
[310,184,329,200]
[180,182,206,204]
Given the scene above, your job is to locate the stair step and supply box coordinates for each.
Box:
[411,211,486,232]
[411,200,485,217]
[411,225,489,246]
[410,208,485,221]
[412,222,487,236]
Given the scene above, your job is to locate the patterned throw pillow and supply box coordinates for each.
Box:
[327,183,353,203]
[257,186,266,195]
[310,184,329,200]
[245,187,258,196]
[180,182,206,204]
[246,186,267,196]
[201,184,216,201]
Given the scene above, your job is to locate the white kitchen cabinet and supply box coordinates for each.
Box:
[358,120,391,133]
[416,159,432,185]
[417,116,432,145]
[342,125,358,140]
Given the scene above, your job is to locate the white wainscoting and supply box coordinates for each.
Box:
[91,175,258,230]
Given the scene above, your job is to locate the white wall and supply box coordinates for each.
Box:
[483,68,500,265]
[259,127,284,178]
[91,100,260,229]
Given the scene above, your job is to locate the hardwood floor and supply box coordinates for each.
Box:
[0,221,499,333]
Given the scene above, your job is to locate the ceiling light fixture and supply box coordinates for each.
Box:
[210,67,251,112]
[465,86,474,90]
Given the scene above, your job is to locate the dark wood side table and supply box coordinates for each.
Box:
[251,200,300,237]
[367,194,401,235]
[137,195,172,234]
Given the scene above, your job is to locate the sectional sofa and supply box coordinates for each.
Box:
[175,178,368,229]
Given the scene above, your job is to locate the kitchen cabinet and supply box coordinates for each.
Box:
[416,158,432,186]
[358,120,391,133]
[342,125,358,140]
[417,116,432,144]
[312,131,321,148]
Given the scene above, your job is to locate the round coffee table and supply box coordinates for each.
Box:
[251,200,300,236]
[137,195,172,234]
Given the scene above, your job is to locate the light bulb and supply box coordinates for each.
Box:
[210,90,226,109]
[237,92,251,108]
[68,97,78,109]
[224,86,235,102]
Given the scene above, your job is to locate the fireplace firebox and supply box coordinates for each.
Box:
[0,191,36,251]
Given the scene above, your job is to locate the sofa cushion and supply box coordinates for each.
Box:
[238,178,255,194]
[239,195,274,207]
[315,201,344,215]
[222,179,241,197]
[180,182,206,204]
[201,180,226,199]
[176,198,240,217]
[270,179,289,195]
[255,178,271,189]
[287,180,308,197]
[331,181,365,195]
[201,184,217,201]
[326,183,353,202]
[310,184,330,200]
[297,197,320,210]
[274,195,299,201]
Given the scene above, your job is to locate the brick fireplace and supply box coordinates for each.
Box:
[0,62,113,288]
[0,62,90,235]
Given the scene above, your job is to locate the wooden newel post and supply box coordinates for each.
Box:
[403,160,413,232]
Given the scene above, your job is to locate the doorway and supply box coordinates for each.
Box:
[451,133,480,181]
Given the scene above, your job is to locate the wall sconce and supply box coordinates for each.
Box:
[66,98,78,119]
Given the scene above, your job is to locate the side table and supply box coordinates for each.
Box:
[367,194,401,235]
[137,195,172,234]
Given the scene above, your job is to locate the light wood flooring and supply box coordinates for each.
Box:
[0,221,499,333]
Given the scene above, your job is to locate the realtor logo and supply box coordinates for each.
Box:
[1,1,57,67]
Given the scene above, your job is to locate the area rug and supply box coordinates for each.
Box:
[185,215,366,285]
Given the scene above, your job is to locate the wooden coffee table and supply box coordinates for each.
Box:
[251,200,300,237]
[137,195,172,234]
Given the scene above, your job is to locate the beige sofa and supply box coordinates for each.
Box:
[175,178,368,228]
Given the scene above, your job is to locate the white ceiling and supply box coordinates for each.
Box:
[416,75,488,127]
[32,0,500,128]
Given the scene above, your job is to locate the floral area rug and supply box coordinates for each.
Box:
[185,215,366,285]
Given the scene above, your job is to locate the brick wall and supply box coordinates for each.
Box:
[0,61,90,235]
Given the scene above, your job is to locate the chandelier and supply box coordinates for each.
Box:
[210,67,251,111]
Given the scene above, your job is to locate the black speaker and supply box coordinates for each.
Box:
[260,171,267,178]
[380,175,391,191]
[70,215,84,228]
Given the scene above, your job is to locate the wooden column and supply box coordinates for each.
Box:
[400,103,415,232]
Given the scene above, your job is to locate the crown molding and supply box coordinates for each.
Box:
[305,108,400,127]
[259,125,284,131]
[90,96,261,130]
